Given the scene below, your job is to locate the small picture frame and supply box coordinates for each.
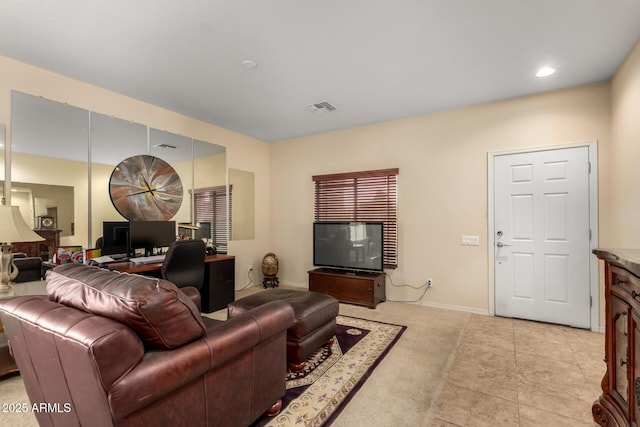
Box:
[57,246,83,264]
[83,248,102,264]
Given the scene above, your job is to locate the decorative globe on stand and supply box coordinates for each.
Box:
[261,252,279,289]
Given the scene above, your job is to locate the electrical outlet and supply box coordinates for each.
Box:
[248,265,253,272]
[427,278,433,288]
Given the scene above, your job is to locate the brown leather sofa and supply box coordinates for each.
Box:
[0,263,295,427]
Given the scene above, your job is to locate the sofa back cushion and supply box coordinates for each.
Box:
[47,263,206,349]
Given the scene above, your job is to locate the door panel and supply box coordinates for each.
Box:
[494,147,591,328]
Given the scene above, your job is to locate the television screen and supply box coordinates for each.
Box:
[129,220,176,256]
[313,221,384,272]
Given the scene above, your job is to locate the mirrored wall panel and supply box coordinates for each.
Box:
[229,168,255,240]
[11,92,89,239]
[10,91,227,252]
[0,123,5,203]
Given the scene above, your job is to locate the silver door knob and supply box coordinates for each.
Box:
[496,242,512,247]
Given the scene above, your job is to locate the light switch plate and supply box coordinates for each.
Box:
[461,235,480,246]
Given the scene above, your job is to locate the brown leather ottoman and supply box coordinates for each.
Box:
[228,289,339,371]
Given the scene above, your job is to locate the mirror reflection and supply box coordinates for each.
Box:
[149,128,194,229]
[90,113,147,246]
[10,91,227,254]
[0,181,74,237]
[229,168,255,240]
[189,140,229,252]
[11,92,89,243]
[0,123,5,203]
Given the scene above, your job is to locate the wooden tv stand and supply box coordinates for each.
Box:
[308,268,385,309]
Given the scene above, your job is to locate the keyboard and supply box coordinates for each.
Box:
[130,254,166,264]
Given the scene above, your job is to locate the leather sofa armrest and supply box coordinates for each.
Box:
[204,300,295,369]
[109,299,295,420]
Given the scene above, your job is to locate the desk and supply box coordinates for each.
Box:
[107,255,235,313]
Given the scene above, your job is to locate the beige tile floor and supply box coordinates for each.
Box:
[0,285,606,426]
[431,314,604,427]
[248,285,606,426]
[227,286,605,426]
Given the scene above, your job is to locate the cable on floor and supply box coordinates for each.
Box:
[238,270,254,290]
[385,274,430,303]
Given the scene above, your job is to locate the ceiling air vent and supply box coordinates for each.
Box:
[153,143,177,149]
[305,101,338,114]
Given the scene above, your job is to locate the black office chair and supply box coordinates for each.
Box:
[13,256,43,282]
[161,239,206,290]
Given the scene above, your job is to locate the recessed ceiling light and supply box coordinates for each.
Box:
[536,67,556,77]
[241,59,257,70]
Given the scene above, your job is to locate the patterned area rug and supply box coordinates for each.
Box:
[253,315,406,427]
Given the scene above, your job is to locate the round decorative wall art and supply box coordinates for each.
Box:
[109,155,183,221]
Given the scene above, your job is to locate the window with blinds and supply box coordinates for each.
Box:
[192,185,230,254]
[313,168,398,268]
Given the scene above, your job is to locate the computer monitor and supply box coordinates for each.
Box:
[101,221,130,256]
[129,220,176,256]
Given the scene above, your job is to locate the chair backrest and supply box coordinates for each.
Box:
[161,240,206,289]
[13,256,43,282]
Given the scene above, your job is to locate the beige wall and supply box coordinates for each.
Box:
[610,38,640,247]
[5,39,640,318]
[0,55,270,286]
[270,83,611,314]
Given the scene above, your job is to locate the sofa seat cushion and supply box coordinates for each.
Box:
[47,263,206,349]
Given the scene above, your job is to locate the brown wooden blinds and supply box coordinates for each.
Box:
[313,168,398,268]
[192,185,229,254]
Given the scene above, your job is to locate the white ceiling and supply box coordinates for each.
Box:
[1,0,639,143]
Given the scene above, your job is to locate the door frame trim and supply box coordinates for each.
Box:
[487,141,599,331]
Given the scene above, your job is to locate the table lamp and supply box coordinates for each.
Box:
[0,205,45,293]
[179,223,199,239]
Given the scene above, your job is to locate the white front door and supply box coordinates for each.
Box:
[494,147,591,328]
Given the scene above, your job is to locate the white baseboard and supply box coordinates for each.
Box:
[407,300,490,316]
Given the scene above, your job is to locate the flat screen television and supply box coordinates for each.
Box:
[101,221,130,256]
[313,221,384,272]
[129,220,176,256]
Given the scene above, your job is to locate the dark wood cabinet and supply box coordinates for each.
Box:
[12,229,61,261]
[308,268,385,309]
[593,249,640,426]
[200,255,235,313]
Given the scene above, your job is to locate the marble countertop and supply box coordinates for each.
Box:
[593,248,640,277]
